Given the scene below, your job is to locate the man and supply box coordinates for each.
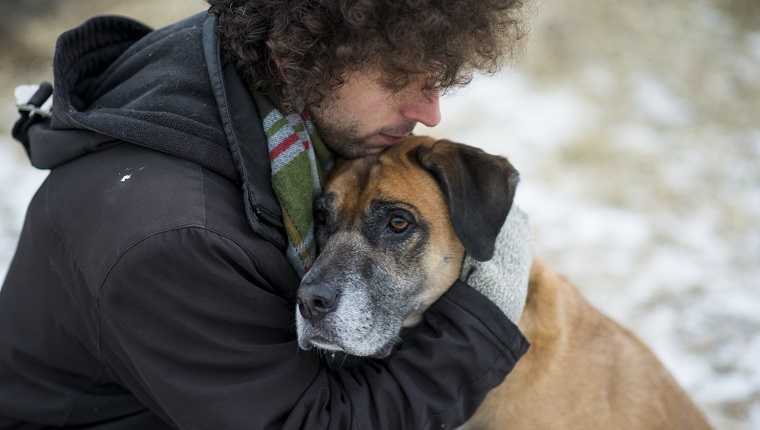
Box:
[0,0,532,428]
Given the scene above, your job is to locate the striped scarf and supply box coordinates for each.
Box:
[254,93,333,278]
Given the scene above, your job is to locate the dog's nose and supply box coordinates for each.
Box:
[297,283,339,322]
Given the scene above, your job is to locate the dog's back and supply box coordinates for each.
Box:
[466,259,712,430]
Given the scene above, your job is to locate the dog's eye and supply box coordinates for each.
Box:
[388,215,410,234]
[315,209,327,226]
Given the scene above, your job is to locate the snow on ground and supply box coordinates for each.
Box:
[0,142,47,274]
[1,0,759,428]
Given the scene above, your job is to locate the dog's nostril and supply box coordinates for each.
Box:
[312,297,332,310]
[297,284,339,322]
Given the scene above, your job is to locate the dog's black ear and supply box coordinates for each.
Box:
[411,139,519,262]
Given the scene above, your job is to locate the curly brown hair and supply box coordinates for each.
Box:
[207,0,530,111]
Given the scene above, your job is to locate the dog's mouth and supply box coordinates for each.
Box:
[304,336,344,353]
[298,326,400,359]
[297,324,346,355]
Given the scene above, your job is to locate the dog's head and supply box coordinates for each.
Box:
[296,136,519,358]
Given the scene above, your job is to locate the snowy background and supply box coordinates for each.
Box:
[1,0,758,428]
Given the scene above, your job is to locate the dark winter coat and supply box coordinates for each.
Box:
[0,12,529,429]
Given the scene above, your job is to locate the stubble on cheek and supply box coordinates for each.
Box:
[312,117,365,158]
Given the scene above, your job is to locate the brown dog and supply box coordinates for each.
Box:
[296,136,712,429]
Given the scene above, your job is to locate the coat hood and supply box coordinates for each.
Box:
[14,12,285,238]
[28,13,235,177]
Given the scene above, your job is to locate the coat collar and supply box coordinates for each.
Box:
[202,13,285,246]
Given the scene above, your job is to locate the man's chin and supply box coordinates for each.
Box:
[322,132,414,159]
[324,141,392,159]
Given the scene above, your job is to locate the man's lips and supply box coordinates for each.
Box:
[379,133,409,144]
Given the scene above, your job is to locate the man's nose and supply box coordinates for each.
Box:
[401,89,441,127]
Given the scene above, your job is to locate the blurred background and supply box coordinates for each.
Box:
[1,0,758,428]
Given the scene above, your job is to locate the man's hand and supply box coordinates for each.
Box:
[460,206,533,323]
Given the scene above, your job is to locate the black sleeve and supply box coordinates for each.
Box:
[99,227,529,429]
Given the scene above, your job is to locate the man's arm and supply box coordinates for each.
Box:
[99,226,528,429]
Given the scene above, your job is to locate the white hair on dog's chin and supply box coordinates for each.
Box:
[330,283,396,357]
[296,268,405,358]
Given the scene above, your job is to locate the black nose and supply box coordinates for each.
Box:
[297,283,339,322]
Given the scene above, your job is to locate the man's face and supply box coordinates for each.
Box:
[308,72,441,159]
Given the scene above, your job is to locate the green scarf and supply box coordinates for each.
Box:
[254,93,333,278]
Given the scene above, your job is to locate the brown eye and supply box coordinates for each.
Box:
[388,215,410,233]
[315,209,327,226]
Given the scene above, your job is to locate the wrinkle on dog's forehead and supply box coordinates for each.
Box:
[328,156,374,197]
[328,143,443,226]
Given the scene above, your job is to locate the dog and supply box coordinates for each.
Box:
[296,136,712,429]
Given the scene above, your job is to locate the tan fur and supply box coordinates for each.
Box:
[464,259,712,429]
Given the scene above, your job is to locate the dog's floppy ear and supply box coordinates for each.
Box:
[411,139,519,262]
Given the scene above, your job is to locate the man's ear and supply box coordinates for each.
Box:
[411,139,519,262]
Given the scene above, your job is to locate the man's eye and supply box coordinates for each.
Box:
[388,216,410,234]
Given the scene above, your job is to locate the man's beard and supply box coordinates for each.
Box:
[310,112,415,159]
